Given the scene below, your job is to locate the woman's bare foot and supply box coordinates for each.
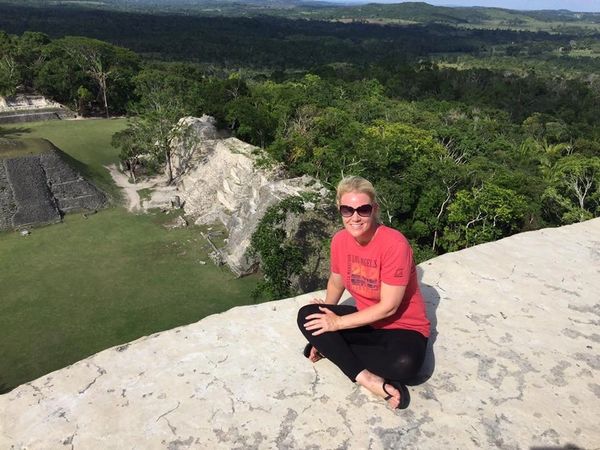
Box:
[303,344,324,363]
[308,346,323,362]
[355,370,401,409]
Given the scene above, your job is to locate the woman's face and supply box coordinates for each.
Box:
[339,191,378,245]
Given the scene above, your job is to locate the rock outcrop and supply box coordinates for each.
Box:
[1,219,598,449]
[0,140,107,230]
[0,94,74,124]
[170,116,333,277]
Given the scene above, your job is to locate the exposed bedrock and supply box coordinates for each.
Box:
[170,115,334,278]
[1,218,598,449]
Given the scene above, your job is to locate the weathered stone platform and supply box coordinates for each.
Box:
[1,219,599,449]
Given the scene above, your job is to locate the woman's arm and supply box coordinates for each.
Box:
[323,272,345,305]
[304,282,407,336]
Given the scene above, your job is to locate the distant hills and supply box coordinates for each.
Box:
[1,0,599,33]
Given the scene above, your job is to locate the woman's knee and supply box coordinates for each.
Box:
[297,304,320,328]
[391,354,423,380]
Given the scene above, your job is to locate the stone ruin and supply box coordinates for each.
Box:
[0,141,107,230]
[1,218,598,449]
[0,94,75,124]
[169,116,337,289]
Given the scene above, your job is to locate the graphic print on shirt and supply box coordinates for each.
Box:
[346,254,379,296]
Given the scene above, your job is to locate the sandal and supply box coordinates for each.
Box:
[383,381,410,410]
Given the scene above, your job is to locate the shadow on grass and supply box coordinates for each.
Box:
[0,126,32,138]
[51,140,99,189]
[0,379,14,395]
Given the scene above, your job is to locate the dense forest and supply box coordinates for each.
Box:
[1,1,599,296]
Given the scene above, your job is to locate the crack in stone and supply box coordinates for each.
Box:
[164,418,177,435]
[543,284,581,297]
[26,382,44,404]
[61,425,78,449]
[78,364,107,395]
[156,401,181,433]
[310,365,321,396]
[335,406,354,436]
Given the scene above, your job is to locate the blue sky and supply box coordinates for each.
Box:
[331,1,600,12]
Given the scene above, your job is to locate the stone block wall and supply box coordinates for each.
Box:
[4,156,61,228]
[39,152,107,213]
[0,149,107,231]
[0,162,17,229]
[0,110,75,124]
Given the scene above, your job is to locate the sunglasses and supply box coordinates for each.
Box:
[339,204,373,218]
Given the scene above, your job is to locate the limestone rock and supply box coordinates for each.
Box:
[169,116,332,277]
[1,219,598,449]
[0,94,74,124]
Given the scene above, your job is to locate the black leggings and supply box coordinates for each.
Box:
[297,304,428,383]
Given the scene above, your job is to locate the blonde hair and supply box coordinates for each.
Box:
[336,176,380,220]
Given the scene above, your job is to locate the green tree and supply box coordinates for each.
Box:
[111,126,147,184]
[542,155,600,224]
[440,183,528,251]
[250,197,306,300]
[129,69,188,184]
[0,54,19,96]
[57,37,139,117]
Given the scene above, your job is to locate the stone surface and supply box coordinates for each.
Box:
[170,116,331,276]
[1,219,599,449]
[4,156,61,227]
[0,147,107,230]
[0,94,74,124]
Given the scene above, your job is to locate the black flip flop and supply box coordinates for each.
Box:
[383,381,410,410]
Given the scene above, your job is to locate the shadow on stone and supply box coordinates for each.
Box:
[293,206,338,293]
[407,265,440,386]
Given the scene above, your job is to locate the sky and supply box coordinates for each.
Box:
[330,1,600,13]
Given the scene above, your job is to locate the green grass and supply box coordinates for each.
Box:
[0,137,57,159]
[1,118,127,201]
[0,208,261,394]
[0,118,263,394]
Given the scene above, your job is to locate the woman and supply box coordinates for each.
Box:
[297,176,430,410]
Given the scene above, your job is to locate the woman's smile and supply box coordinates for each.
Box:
[340,192,378,245]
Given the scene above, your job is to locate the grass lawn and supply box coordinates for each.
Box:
[0,119,262,394]
[1,118,128,200]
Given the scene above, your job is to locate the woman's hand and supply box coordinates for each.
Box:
[304,306,341,336]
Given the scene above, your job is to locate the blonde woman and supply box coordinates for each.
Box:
[297,176,430,409]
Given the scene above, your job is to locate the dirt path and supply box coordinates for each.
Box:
[105,164,175,212]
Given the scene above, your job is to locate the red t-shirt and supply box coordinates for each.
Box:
[330,225,430,337]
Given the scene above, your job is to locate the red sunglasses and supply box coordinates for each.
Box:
[339,204,373,217]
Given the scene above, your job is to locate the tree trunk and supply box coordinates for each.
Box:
[165,149,173,185]
[101,75,109,118]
